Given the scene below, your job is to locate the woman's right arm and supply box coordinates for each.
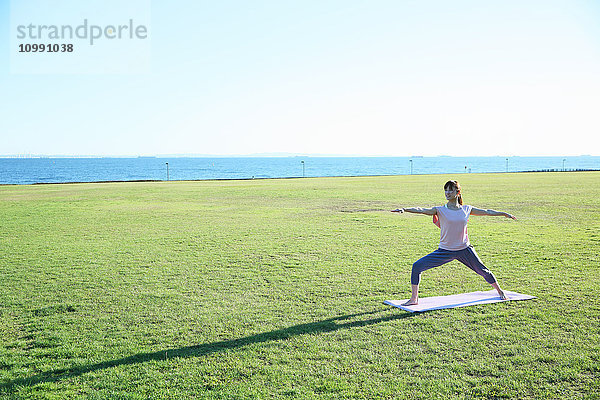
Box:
[391,207,437,215]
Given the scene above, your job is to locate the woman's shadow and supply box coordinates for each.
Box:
[2,308,414,390]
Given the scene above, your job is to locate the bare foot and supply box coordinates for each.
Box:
[402,299,418,306]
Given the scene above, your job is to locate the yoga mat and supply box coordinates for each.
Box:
[384,290,535,313]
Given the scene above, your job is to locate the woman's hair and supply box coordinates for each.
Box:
[444,180,463,205]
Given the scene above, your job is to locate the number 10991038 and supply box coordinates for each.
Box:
[19,44,74,52]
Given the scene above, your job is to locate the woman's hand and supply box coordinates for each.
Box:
[505,213,517,220]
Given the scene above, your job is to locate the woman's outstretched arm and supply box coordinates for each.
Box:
[470,207,516,220]
[391,207,437,215]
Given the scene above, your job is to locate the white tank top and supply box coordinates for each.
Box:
[434,204,473,251]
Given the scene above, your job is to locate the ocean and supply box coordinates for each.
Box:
[0,156,599,185]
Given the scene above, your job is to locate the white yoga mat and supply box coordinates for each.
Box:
[384,290,536,313]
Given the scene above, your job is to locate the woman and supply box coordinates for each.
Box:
[392,180,516,306]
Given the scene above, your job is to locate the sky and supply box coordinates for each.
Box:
[1,0,599,157]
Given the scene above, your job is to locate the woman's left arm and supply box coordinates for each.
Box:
[471,207,517,220]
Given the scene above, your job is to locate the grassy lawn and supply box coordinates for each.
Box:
[0,172,598,399]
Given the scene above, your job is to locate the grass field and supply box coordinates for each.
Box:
[0,172,599,399]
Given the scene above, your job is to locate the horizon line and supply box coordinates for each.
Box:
[0,153,596,159]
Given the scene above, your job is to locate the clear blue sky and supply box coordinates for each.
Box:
[1,0,599,156]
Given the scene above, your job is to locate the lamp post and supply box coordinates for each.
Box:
[301,160,305,177]
[409,159,413,175]
[166,162,169,181]
[506,158,509,173]
[562,158,566,171]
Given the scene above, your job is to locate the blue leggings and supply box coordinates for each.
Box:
[411,246,497,285]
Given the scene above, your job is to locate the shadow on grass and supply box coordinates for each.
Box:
[2,308,413,390]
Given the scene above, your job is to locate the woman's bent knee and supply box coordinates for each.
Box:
[411,262,424,285]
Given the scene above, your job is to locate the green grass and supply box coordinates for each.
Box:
[0,172,598,399]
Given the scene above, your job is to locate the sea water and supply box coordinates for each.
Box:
[0,156,598,185]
